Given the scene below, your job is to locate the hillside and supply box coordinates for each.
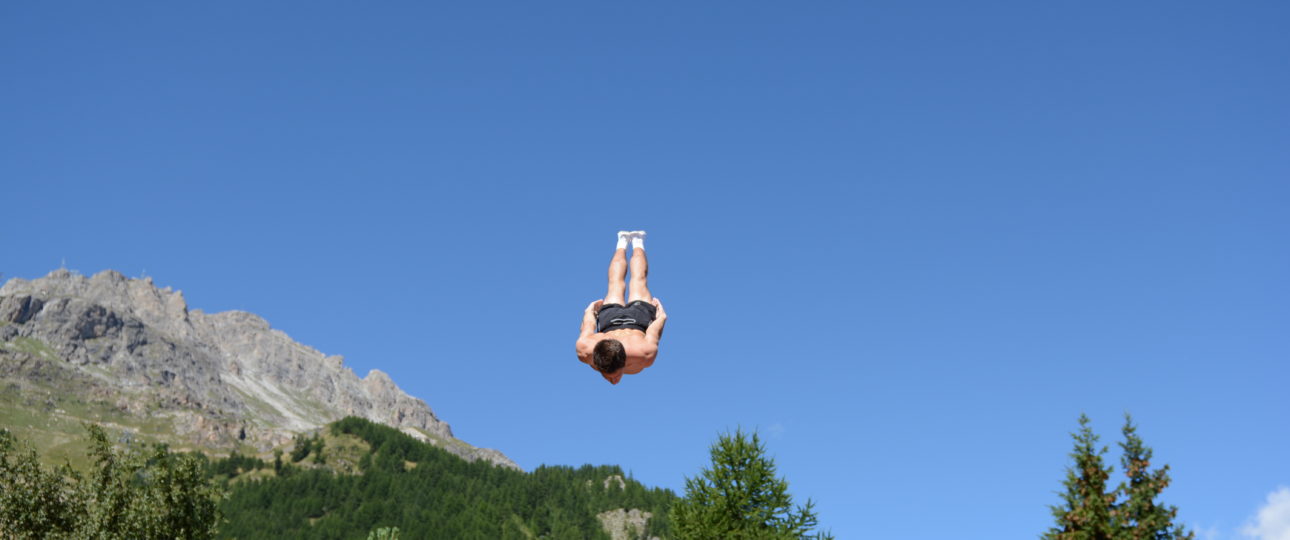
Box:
[0,269,513,469]
[212,417,676,539]
[0,269,677,539]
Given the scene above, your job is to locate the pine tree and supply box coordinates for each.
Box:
[1045,414,1116,540]
[671,429,832,540]
[312,437,326,465]
[1112,415,1193,540]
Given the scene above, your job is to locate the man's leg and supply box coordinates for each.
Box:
[604,232,629,305]
[628,231,652,303]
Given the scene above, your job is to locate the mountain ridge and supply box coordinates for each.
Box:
[0,269,516,469]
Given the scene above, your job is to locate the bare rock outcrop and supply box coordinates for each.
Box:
[597,508,660,540]
[0,270,517,470]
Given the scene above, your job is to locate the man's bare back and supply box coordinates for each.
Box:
[575,231,668,385]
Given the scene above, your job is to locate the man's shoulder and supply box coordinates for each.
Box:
[623,343,657,374]
[576,335,601,351]
[624,338,658,357]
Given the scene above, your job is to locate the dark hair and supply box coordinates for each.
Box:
[592,339,626,374]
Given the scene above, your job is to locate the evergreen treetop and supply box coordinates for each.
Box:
[1045,414,1193,540]
[672,428,832,540]
[1045,414,1115,540]
[1113,415,1193,540]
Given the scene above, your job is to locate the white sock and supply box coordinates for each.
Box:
[616,231,631,250]
[630,230,646,250]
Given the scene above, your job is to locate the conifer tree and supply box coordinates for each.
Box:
[1045,414,1116,540]
[1112,415,1193,540]
[671,429,832,540]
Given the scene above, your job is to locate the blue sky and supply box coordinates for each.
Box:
[3,2,1287,538]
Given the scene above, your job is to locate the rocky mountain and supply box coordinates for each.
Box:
[0,269,516,469]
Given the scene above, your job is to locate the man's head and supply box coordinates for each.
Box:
[593,339,626,382]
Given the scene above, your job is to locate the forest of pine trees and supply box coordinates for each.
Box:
[1,413,1195,538]
[214,417,677,539]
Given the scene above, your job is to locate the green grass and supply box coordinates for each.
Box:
[319,430,370,474]
[1,336,60,359]
[0,336,493,478]
[0,338,197,469]
[0,394,103,470]
[0,379,184,470]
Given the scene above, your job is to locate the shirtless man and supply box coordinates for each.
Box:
[576,231,668,385]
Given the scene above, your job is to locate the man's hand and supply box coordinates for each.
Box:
[587,299,604,315]
[646,298,667,345]
[650,297,666,320]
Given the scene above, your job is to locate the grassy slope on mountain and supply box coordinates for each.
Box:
[0,336,225,469]
[215,417,677,539]
[1,332,503,469]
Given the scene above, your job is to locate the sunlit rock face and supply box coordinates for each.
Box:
[0,269,518,470]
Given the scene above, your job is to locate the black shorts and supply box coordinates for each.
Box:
[596,300,657,333]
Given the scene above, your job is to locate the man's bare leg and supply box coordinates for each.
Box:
[628,231,652,303]
[604,232,630,306]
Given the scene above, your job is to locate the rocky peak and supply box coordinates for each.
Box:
[0,269,517,470]
[2,269,194,341]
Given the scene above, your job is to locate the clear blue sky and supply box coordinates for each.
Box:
[3,2,1287,538]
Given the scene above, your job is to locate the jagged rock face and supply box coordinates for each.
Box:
[597,508,659,540]
[0,269,518,470]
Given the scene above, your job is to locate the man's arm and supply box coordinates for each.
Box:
[576,300,603,364]
[645,297,668,345]
[580,299,602,338]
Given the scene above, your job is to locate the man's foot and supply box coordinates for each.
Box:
[616,231,631,250]
[629,230,646,250]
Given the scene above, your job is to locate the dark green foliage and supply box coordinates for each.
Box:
[1111,415,1193,540]
[208,451,267,479]
[1045,415,1192,540]
[217,417,677,539]
[671,429,832,540]
[311,437,326,465]
[0,425,224,539]
[1045,414,1116,539]
[289,433,324,463]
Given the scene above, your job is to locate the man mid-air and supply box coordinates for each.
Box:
[576,231,667,385]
